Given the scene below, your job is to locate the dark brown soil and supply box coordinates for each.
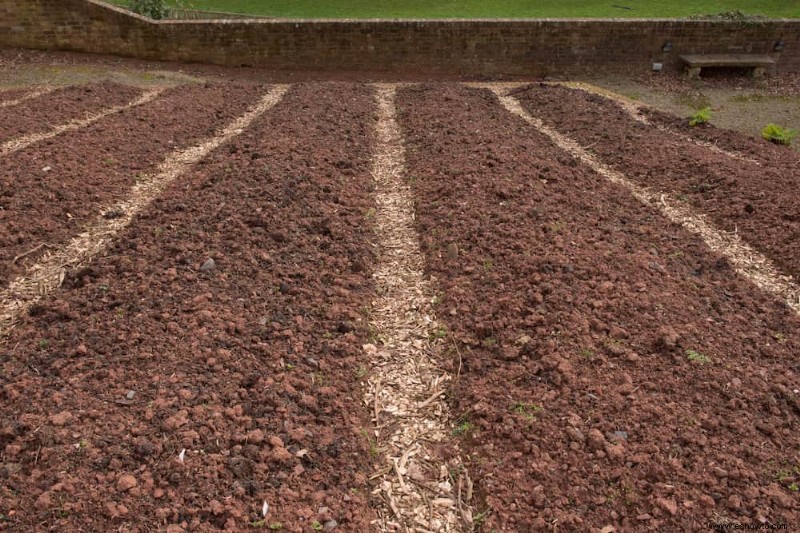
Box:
[0,83,377,531]
[0,82,141,142]
[0,88,32,103]
[0,48,532,84]
[398,84,800,531]
[643,106,800,168]
[514,83,800,283]
[0,82,265,287]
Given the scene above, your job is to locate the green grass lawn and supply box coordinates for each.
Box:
[110,0,800,19]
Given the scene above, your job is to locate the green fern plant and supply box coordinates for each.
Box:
[761,123,798,146]
[688,107,712,126]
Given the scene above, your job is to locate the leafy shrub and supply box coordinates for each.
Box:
[688,11,766,28]
[129,0,166,20]
[761,123,799,146]
[688,107,712,127]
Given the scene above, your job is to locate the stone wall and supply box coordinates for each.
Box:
[1,0,798,75]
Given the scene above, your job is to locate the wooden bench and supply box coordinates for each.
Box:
[680,54,775,79]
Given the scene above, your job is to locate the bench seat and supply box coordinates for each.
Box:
[679,54,775,79]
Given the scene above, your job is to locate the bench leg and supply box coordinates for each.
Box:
[685,66,702,79]
[751,66,766,78]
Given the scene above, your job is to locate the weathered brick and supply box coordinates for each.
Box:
[0,0,797,75]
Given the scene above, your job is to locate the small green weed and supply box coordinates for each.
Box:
[473,508,491,525]
[689,107,712,126]
[312,372,328,387]
[686,349,711,364]
[761,123,798,145]
[452,420,474,436]
[38,339,49,349]
[269,524,283,531]
[360,429,379,458]
[511,402,542,420]
[430,327,448,340]
[311,521,323,531]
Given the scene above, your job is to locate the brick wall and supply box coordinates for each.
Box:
[1,0,798,75]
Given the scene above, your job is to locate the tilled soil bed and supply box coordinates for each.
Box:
[0,82,264,287]
[0,82,141,142]
[0,89,34,104]
[643,106,800,168]
[398,84,800,531]
[513,83,800,282]
[0,83,377,531]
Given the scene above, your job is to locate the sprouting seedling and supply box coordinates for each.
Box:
[178,449,186,462]
[511,402,542,420]
[262,501,269,518]
[686,349,711,364]
[689,107,712,126]
[761,123,798,146]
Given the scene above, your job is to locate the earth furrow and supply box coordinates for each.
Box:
[0,82,140,143]
[497,89,800,316]
[0,82,267,286]
[643,104,800,168]
[513,83,800,283]
[0,86,56,109]
[559,81,762,166]
[0,83,381,531]
[0,85,288,337]
[398,83,800,531]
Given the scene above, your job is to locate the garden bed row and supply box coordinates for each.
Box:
[0,82,264,287]
[643,107,800,168]
[398,84,800,530]
[0,88,30,102]
[514,83,800,283]
[0,82,141,142]
[0,84,378,531]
